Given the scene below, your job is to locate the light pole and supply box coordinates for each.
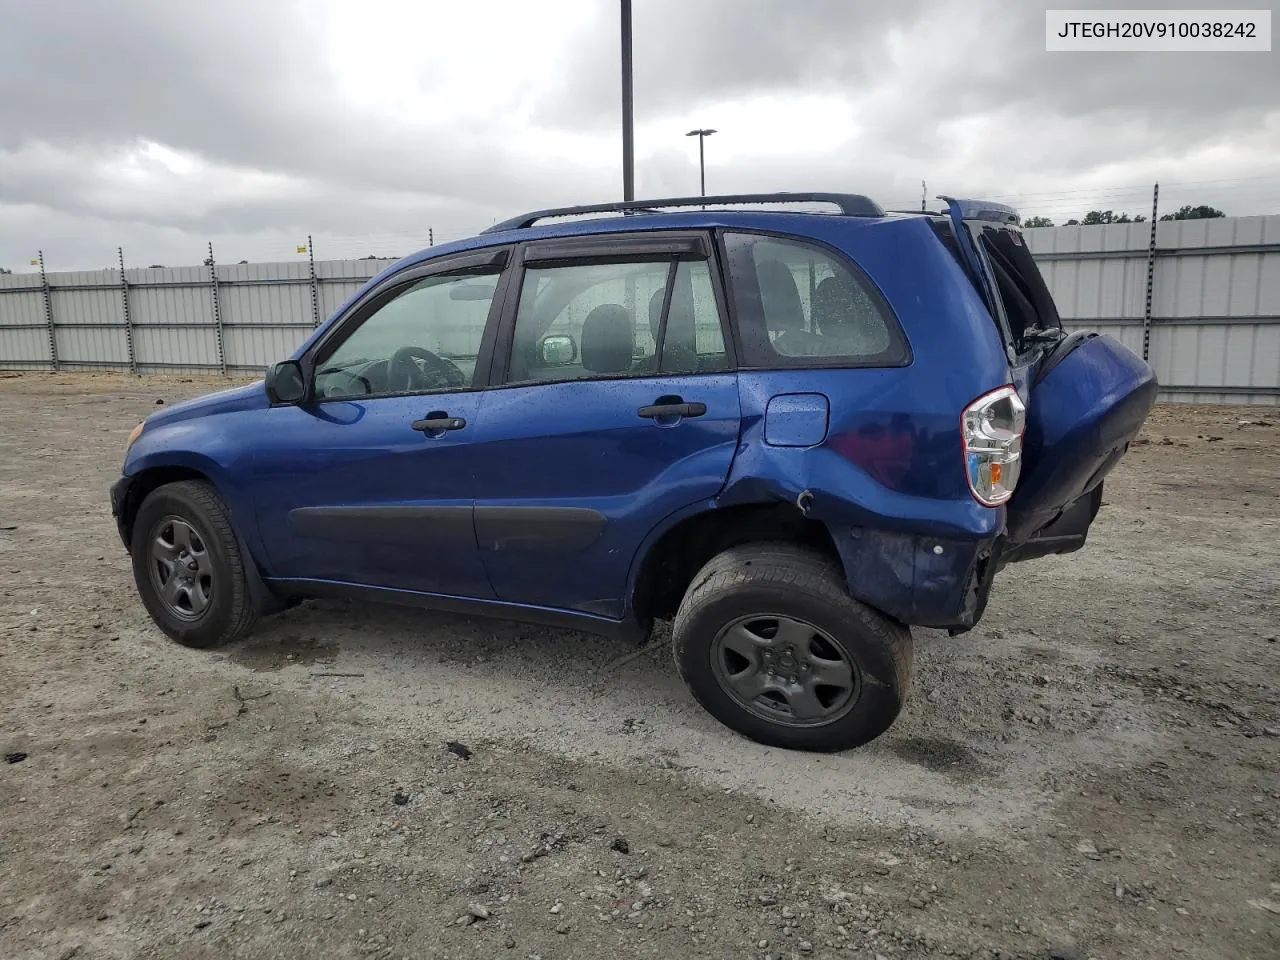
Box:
[686,128,716,196]
[621,0,634,201]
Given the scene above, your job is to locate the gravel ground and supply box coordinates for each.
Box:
[0,372,1277,960]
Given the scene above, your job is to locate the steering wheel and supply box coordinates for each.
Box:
[387,345,468,393]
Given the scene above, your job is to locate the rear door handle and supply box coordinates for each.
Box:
[411,413,467,433]
[637,396,707,420]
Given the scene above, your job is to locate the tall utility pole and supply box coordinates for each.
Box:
[686,128,717,197]
[621,0,635,201]
[1141,182,1159,362]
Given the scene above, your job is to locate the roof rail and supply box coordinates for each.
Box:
[482,192,885,234]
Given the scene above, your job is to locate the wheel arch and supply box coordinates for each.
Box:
[627,500,846,626]
[120,463,284,616]
[117,464,213,549]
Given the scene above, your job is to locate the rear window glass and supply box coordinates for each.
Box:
[505,258,728,384]
[721,232,905,368]
[977,225,1063,343]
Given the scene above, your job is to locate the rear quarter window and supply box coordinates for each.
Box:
[721,232,908,368]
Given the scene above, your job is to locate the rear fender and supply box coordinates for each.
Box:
[717,436,1001,629]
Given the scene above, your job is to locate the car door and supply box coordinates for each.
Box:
[249,247,511,598]
[467,231,742,617]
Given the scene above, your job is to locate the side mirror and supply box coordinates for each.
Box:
[538,334,578,366]
[265,359,306,404]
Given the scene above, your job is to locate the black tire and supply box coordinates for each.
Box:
[672,542,913,752]
[130,479,258,649]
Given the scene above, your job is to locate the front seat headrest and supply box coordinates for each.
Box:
[580,303,634,374]
[649,285,697,343]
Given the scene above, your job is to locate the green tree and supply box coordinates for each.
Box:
[0,267,11,275]
[1160,204,1225,221]
[1022,216,1054,228]
[1082,210,1143,225]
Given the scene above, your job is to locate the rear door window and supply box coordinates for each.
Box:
[721,232,907,368]
[505,257,728,385]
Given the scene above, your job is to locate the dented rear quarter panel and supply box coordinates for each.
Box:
[718,216,1015,625]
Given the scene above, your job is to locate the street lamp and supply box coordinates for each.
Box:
[686,128,717,197]
[621,0,634,201]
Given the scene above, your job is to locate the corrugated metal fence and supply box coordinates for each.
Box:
[2,214,1279,403]
[0,256,395,376]
[1025,214,1280,405]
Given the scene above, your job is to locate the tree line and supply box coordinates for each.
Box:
[1022,204,1225,228]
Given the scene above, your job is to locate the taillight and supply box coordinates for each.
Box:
[962,385,1026,506]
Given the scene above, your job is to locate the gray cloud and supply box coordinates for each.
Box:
[881,1,1280,156]
[0,0,610,213]
[533,0,932,128]
[1,0,1278,271]
[537,0,1278,133]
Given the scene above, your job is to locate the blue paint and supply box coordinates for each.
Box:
[466,374,741,616]
[112,199,1156,637]
[764,394,830,447]
[250,391,493,598]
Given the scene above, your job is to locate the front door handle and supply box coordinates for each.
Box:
[638,396,707,420]
[412,412,467,433]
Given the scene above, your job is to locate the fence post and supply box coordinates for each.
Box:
[429,227,434,246]
[1141,182,1159,363]
[308,234,320,327]
[118,247,137,374]
[37,250,59,371]
[207,241,227,375]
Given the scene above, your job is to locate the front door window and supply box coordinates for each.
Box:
[314,274,499,400]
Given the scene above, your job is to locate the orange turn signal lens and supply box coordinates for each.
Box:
[989,462,1003,487]
[126,421,145,449]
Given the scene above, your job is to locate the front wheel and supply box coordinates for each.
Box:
[130,479,258,649]
[672,543,913,752]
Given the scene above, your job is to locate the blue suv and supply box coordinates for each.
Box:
[110,193,1157,751]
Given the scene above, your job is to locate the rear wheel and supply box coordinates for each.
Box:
[130,480,257,649]
[672,543,912,751]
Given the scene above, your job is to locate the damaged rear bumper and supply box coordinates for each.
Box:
[830,526,999,632]
[830,486,1103,633]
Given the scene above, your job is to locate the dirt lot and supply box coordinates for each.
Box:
[0,372,1276,960]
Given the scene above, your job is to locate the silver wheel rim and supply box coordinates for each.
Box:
[148,516,214,622]
[710,614,861,727]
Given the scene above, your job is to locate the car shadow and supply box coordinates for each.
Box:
[219,595,674,687]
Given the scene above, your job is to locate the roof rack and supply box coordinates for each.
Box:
[482,192,885,234]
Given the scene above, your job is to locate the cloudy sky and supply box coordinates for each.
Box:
[1,0,1277,271]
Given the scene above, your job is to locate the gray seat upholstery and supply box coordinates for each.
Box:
[580,303,634,374]
[755,259,805,333]
[813,275,855,334]
[755,259,823,356]
[813,274,888,354]
[648,286,699,374]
